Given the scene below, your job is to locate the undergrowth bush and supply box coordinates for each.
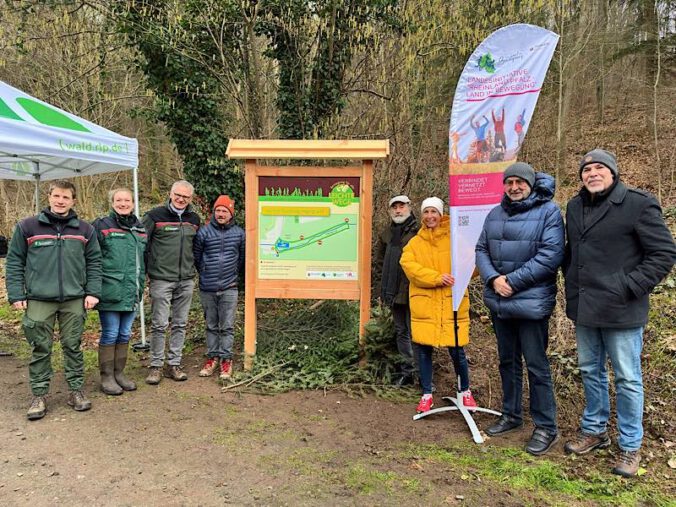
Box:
[237,300,409,394]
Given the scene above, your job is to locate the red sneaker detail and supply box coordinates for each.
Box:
[462,390,477,409]
[219,359,232,380]
[199,358,218,377]
[416,396,434,414]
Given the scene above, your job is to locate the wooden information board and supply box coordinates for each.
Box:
[226,139,390,369]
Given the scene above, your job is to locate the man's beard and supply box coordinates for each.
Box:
[390,209,411,224]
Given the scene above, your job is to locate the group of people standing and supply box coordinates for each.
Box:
[5,180,244,419]
[376,149,675,477]
[4,147,675,479]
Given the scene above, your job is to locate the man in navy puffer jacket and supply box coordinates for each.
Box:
[475,162,564,456]
[193,195,245,381]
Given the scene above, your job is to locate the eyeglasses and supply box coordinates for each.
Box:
[172,192,193,200]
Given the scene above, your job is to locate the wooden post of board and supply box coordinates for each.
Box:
[226,140,389,371]
[243,159,258,371]
[358,160,373,366]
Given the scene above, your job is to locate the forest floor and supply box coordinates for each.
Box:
[1,322,674,506]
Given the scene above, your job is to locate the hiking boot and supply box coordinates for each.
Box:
[486,415,523,436]
[564,431,611,455]
[611,450,641,478]
[164,365,188,381]
[461,390,477,409]
[114,342,137,391]
[526,428,559,456]
[219,359,232,380]
[145,367,162,385]
[199,357,219,377]
[416,395,434,414]
[27,396,47,420]
[99,344,123,395]
[67,390,92,412]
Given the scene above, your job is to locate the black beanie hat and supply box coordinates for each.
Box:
[579,149,618,179]
[503,162,536,188]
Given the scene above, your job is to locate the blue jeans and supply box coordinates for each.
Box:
[98,310,136,346]
[575,325,644,451]
[418,345,469,395]
[200,289,238,359]
[492,314,557,433]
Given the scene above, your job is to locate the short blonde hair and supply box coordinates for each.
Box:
[108,187,133,205]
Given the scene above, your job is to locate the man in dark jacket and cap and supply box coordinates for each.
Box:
[476,162,564,456]
[375,195,419,386]
[563,149,676,477]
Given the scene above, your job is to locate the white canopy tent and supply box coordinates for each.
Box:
[0,79,147,346]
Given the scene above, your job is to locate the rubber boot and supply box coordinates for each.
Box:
[99,344,123,395]
[114,342,137,391]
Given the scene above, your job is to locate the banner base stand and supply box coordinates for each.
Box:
[413,390,501,444]
[131,341,150,352]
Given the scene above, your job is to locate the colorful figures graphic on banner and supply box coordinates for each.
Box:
[449,130,466,164]
[515,108,526,150]
[491,108,506,152]
[469,115,490,163]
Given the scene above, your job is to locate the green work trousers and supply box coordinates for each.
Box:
[22,299,86,395]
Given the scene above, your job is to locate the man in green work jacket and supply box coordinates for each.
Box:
[6,179,102,420]
[142,180,201,385]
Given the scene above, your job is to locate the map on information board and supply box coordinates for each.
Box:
[258,176,360,280]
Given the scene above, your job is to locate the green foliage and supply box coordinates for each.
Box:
[256,0,402,139]
[115,0,243,208]
[242,299,361,391]
[229,299,406,393]
[361,304,402,382]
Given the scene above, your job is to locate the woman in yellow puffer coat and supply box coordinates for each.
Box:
[400,197,475,414]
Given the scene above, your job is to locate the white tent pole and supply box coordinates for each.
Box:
[133,166,147,347]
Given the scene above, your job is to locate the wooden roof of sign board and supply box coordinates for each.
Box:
[226,139,390,160]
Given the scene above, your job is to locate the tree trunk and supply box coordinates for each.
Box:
[595,0,608,123]
[642,0,657,135]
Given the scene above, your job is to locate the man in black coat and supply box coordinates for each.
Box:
[563,149,676,477]
[375,195,419,386]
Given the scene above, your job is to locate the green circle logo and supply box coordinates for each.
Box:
[329,183,354,207]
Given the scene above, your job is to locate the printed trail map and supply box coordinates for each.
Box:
[258,176,360,280]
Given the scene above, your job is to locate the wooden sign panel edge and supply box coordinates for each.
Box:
[243,160,373,370]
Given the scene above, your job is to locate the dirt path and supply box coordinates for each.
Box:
[1,345,672,506]
[0,350,536,506]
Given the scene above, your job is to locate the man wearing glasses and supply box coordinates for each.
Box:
[142,180,202,384]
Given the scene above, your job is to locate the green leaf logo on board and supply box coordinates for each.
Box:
[329,183,354,207]
[477,53,496,74]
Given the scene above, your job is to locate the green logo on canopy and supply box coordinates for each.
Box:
[0,97,24,121]
[16,98,90,132]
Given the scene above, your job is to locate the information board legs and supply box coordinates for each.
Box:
[244,292,257,371]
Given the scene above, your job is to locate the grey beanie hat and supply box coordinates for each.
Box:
[503,162,536,188]
[579,149,618,179]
